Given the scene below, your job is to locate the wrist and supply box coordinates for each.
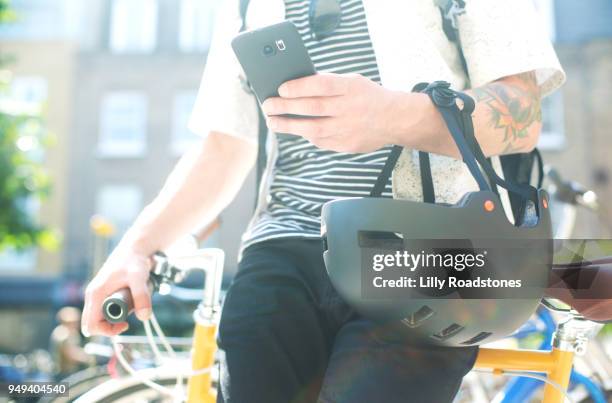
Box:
[386,91,442,147]
[120,223,158,257]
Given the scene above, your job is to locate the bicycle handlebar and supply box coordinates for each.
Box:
[102,288,133,323]
[101,248,225,324]
[546,167,599,211]
[102,280,157,323]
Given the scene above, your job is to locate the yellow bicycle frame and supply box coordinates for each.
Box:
[187,321,218,403]
[185,321,575,403]
[475,347,574,403]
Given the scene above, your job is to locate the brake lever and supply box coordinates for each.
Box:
[546,167,598,210]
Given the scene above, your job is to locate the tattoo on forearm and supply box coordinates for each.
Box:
[471,72,542,153]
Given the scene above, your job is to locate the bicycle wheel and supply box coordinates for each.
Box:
[39,366,110,403]
[578,391,612,403]
[73,369,188,403]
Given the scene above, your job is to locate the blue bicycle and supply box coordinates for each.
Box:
[459,167,612,403]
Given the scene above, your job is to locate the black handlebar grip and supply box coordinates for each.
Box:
[102,288,133,324]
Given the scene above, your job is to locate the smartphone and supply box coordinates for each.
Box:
[232,21,316,103]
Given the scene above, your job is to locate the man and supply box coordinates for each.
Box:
[50,307,92,380]
[82,0,564,401]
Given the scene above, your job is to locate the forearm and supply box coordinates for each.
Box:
[392,72,542,158]
[121,132,257,255]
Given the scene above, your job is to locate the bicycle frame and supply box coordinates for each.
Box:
[475,347,573,402]
[497,308,555,403]
[183,301,595,403]
[467,168,606,403]
[187,317,218,403]
[107,253,604,403]
[496,308,607,403]
[181,262,602,403]
[474,311,603,403]
[183,248,224,403]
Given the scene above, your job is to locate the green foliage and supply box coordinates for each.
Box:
[0,0,17,23]
[0,107,55,251]
[0,1,58,253]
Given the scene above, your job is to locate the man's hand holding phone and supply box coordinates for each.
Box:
[261,72,418,153]
[233,21,429,154]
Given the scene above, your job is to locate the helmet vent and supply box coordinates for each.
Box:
[358,231,403,248]
[431,323,464,341]
[461,332,492,345]
[401,305,435,328]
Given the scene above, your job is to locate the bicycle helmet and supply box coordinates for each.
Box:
[321,81,553,347]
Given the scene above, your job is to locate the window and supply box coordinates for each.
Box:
[98,92,148,157]
[0,76,48,116]
[171,91,200,154]
[0,249,37,272]
[11,76,48,106]
[110,0,158,53]
[95,185,143,238]
[532,0,565,150]
[537,92,565,150]
[178,0,217,52]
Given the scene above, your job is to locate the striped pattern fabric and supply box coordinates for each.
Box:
[242,0,393,249]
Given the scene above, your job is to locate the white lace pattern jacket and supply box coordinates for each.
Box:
[188,0,565,207]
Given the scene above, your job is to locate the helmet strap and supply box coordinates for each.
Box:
[370,81,542,225]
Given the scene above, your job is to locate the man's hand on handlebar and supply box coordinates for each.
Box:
[80,133,255,337]
[81,244,153,337]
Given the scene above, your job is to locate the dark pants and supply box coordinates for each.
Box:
[217,238,477,403]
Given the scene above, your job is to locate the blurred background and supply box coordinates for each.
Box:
[0,0,610,387]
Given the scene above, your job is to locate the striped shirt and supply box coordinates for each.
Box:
[242,0,393,250]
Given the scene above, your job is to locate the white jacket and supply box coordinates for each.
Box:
[189,0,565,209]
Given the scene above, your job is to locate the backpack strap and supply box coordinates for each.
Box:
[239,0,249,31]
[434,0,544,222]
[435,0,469,78]
[454,91,539,206]
[434,0,466,42]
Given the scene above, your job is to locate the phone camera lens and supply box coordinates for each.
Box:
[263,44,276,57]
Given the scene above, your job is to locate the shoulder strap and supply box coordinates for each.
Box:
[369,149,435,203]
[369,82,448,202]
[435,0,468,75]
[239,0,250,31]
[435,0,466,42]
[419,152,436,203]
[370,146,403,198]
